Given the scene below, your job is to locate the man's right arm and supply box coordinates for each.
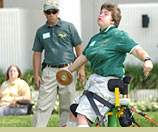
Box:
[33,51,42,88]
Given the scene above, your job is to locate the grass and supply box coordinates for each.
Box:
[0,112,158,127]
[0,114,59,127]
[132,112,158,127]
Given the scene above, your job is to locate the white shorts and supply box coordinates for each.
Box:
[75,73,119,122]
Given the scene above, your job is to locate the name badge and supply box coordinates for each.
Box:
[43,32,50,39]
[3,82,8,88]
[89,41,96,47]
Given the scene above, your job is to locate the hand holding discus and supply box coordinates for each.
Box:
[56,68,73,85]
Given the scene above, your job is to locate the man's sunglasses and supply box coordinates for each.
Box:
[45,10,58,15]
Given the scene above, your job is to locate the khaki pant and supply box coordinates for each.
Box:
[32,66,77,127]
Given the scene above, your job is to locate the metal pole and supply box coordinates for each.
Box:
[108,108,119,127]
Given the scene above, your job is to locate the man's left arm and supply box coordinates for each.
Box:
[75,44,85,83]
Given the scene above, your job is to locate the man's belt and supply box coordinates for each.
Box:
[46,63,69,68]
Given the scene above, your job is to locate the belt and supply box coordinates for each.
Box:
[46,63,70,68]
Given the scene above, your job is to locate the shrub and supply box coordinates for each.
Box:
[22,69,41,91]
[130,95,158,112]
[76,63,158,91]
[0,63,158,91]
[0,69,5,85]
[125,64,158,90]
[76,63,92,90]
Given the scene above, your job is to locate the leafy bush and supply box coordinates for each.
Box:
[22,69,41,91]
[0,63,158,91]
[77,63,158,91]
[76,63,92,90]
[51,95,158,113]
[0,69,5,85]
[130,95,158,112]
[125,64,158,90]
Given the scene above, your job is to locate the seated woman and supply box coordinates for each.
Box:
[0,65,31,116]
[64,2,153,127]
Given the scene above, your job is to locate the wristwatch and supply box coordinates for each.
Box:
[144,57,151,62]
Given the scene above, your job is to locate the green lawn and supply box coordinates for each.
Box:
[132,111,158,127]
[0,114,59,127]
[0,112,158,127]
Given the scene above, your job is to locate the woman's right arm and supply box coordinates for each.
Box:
[68,55,88,72]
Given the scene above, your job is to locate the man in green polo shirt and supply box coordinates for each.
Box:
[32,0,85,127]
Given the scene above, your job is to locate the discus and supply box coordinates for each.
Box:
[56,69,73,85]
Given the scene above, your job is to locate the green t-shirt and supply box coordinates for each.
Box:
[32,18,82,65]
[83,25,138,78]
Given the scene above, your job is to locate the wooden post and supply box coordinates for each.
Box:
[0,0,3,8]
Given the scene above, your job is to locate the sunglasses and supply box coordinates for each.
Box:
[45,10,58,15]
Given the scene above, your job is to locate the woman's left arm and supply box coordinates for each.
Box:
[131,46,153,76]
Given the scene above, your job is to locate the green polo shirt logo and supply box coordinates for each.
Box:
[89,41,96,47]
[58,33,67,37]
[104,39,109,44]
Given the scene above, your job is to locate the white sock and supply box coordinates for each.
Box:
[77,125,89,127]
